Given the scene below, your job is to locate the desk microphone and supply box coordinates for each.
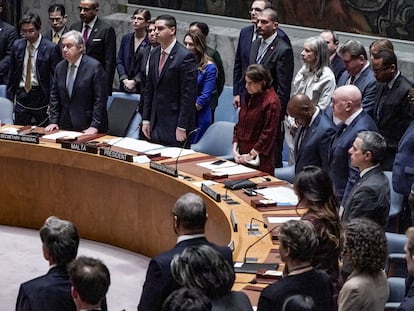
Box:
[175,128,199,176]
[248,217,268,231]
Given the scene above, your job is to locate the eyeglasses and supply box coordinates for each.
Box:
[77,6,95,12]
[20,29,37,36]
[373,65,391,74]
[249,7,263,13]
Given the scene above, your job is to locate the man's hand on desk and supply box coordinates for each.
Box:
[45,124,59,131]
[176,128,186,142]
[83,127,98,135]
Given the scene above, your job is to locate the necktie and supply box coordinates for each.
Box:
[376,86,390,121]
[83,24,89,43]
[256,39,267,63]
[158,51,167,76]
[24,44,34,93]
[53,32,59,44]
[67,64,76,97]
[349,75,356,85]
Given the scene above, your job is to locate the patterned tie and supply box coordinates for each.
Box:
[256,39,267,63]
[83,24,89,43]
[158,51,167,76]
[24,44,34,93]
[67,64,76,97]
[53,32,59,44]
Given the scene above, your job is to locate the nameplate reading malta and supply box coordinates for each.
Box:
[0,133,39,144]
[61,142,98,154]
[99,148,134,162]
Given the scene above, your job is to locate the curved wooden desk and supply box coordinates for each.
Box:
[0,138,279,262]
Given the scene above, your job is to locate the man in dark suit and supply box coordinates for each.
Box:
[287,94,336,174]
[341,131,390,228]
[0,0,17,85]
[372,50,413,171]
[43,4,68,46]
[320,29,345,83]
[46,30,108,134]
[7,12,60,126]
[328,85,378,204]
[16,216,80,311]
[70,0,116,95]
[68,256,110,311]
[142,15,197,147]
[138,193,233,311]
[233,0,290,108]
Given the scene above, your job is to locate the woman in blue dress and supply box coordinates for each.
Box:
[183,31,217,143]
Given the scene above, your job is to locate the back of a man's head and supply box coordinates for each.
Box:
[68,256,110,308]
[40,216,79,267]
[172,193,207,232]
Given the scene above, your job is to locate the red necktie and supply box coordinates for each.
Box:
[83,24,89,43]
[158,51,167,75]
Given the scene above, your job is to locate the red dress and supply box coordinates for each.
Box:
[233,87,280,175]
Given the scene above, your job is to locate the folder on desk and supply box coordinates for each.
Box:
[234,262,279,274]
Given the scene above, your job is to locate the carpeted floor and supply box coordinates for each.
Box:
[0,225,150,311]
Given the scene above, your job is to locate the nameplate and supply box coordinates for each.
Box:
[99,148,133,162]
[201,183,221,202]
[61,142,98,154]
[149,161,178,177]
[0,133,39,144]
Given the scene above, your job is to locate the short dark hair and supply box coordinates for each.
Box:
[357,131,387,164]
[338,39,368,60]
[282,295,316,311]
[163,288,212,311]
[156,14,176,29]
[322,29,339,44]
[132,8,151,21]
[68,256,110,305]
[189,22,209,37]
[172,193,207,231]
[245,64,273,90]
[19,11,42,30]
[48,4,66,16]
[39,216,79,267]
[372,49,398,70]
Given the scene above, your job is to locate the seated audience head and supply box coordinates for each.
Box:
[348,131,386,170]
[48,4,67,33]
[282,294,316,311]
[342,218,387,275]
[287,94,316,126]
[245,64,273,95]
[170,244,234,299]
[338,39,368,76]
[189,22,210,39]
[301,36,330,75]
[162,287,212,311]
[278,220,318,267]
[171,193,207,235]
[371,49,398,83]
[331,85,362,122]
[369,38,394,60]
[68,256,110,310]
[39,216,79,267]
[320,29,339,57]
[405,227,414,277]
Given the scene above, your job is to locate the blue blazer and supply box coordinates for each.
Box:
[138,237,233,311]
[294,111,337,174]
[233,24,291,99]
[328,110,378,202]
[337,67,377,117]
[49,55,108,133]
[142,42,197,147]
[7,37,60,101]
[330,52,345,83]
[393,121,414,195]
[0,19,18,84]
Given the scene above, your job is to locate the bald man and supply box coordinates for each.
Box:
[287,94,336,174]
[328,85,378,203]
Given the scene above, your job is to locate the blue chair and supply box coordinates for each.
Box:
[107,92,141,139]
[0,84,7,98]
[214,86,239,123]
[191,121,235,160]
[0,97,14,124]
[385,277,406,311]
[386,232,408,278]
[274,139,295,183]
[385,171,405,232]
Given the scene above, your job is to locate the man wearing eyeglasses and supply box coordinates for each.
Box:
[371,50,412,171]
[44,4,68,46]
[7,12,60,126]
[70,0,116,96]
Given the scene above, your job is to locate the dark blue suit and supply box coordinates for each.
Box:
[233,24,290,103]
[43,26,69,47]
[0,19,17,85]
[393,120,414,195]
[49,55,108,132]
[330,52,345,83]
[137,237,233,311]
[294,110,337,174]
[116,32,150,93]
[142,42,197,147]
[337,67,377,117]
[328,110,378,203]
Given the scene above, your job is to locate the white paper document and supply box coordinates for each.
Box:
[197,160,237,170]
[256,186,298,205]
[42,131,83,140]
[105,137,164,153]
[211,164,256,176]
[157,147,196,158]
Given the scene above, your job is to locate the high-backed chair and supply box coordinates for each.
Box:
[274,139,295,183]
[106,92,141,139]
[385,277,406,311]
[0,84,7,98]
[214,86,239,123]
[385,171,405,232]
[191,121,235,160]
[0,97,14,124]
[386,232,408,278]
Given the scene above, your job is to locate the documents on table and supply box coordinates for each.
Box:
[197,160,256,176]
[256,186,299,206]
[42,131,84,140]
[104,137,164,153]
[0,126,18,134]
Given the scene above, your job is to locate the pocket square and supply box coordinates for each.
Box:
[92,38,102,42]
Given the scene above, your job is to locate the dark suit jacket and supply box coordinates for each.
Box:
[249,35,294,112]
[342,165,390,228]
[338,67,377,117]
[70,18,116,95]
[328,110,378,203]
[142,42,197,147]
[49,55,108,132]
[16,266,76,311]
[393,121,414,195]
[374,74,413,169]
[138,236,233,311]
[233,25,290,100]
[294,110,337,174]
[7,37,60,101]
[330,52,345,83]
[43,26,69,46]
[0,19,18,85]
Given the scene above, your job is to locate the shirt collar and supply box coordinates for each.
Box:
[85,16,97,30]
[263,31,277,45]
[360,164,379,177]
[386,71,400,89]
[344,107,363,126]
[28,34,42,49]
[308,107,320,127]
[162,39,176,55]
[177,233,205,244]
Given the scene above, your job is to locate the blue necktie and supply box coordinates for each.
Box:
[67,64,76,97]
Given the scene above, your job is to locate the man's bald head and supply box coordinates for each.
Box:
[332,85,362,121]
[287,94,316,126]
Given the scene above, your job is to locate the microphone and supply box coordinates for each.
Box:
[247,217,268,231]
[175,128,200,173]
[234,225,279,274]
